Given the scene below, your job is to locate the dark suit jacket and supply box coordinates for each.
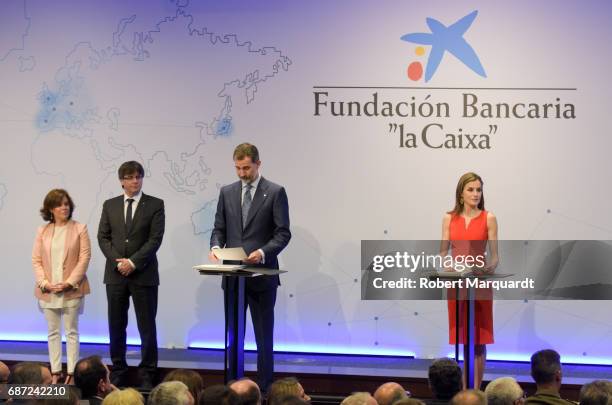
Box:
[210,177,291,290]
[98,193,165,286]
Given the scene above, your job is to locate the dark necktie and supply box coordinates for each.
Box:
[242,184,252,229]
[126,198,134,232]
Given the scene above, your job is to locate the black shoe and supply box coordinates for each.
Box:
[110,370,128,387]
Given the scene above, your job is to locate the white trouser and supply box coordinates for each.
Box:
[42,306,80,374]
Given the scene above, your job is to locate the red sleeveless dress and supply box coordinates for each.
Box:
[447,210,494,344]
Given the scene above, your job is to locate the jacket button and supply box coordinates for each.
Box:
[125,239,129,243]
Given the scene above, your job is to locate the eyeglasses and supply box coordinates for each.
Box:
[122,175,143,180]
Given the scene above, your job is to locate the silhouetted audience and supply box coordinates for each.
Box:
[229,378,261,405]
[9,362,52,385]
[374,382,408,405]
[485,377,525,405]
[526,349,574,405]
[426,359,463,404]
[74,355,116,405]
[451,390,487,405]
[579,380,612,405]
[268,377,311,405]
[0,361,9,383]
[102,388,145,405]
[148,381,194,405]
[199,384,240,405]
[163,369,204,404]
[341,392,378,405]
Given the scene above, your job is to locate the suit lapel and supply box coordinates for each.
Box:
[230,181,242,229]
[244,177,268,230]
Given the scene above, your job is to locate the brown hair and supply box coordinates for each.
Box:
[39,189,75,222]
[118,161,144,179]
[233,143,259,162]
[450,172,485,216]
[163,369,204,403]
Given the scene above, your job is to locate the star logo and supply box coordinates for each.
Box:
[401,10,486,82]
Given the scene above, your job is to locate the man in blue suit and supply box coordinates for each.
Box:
[209,143,291,391]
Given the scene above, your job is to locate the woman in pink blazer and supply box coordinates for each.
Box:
[32,189,91,384]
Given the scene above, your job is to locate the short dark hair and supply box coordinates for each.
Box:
[74,356,107,398]
[200,385,240,405]
[9,362,46,384]
[531,349,561,385]
[428,358,463,400]
[39,189,75,222]
[579,380,612,405]
[118,161,145,179]
[233,143,259,163]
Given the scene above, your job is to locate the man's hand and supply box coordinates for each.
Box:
[208,249,219,263]
[243,250,263,265]
[115,258,135,276]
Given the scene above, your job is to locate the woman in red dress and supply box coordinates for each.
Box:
[440,172,499,389]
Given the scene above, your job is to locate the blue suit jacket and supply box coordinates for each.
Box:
[210,177,291,290]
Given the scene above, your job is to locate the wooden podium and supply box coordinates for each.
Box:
[197,266,285,383]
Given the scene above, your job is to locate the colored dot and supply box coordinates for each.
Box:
[415,46,425,56]
[407,61,423,81]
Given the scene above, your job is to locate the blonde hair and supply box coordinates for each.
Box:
[102,388,144,405]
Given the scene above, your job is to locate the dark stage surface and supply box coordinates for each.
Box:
[1,341,611,399]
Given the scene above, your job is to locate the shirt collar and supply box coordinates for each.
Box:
[124,191,142,202]
[242,175,261,190]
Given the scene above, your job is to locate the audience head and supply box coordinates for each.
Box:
[428,358,463,400]
[199,384,240,405]
[0,361,10,383]
[74,355,113,398]
[530,349,562,388]
[9,362,52,385]
[579,380,612,405]
[269,377,311,405]
[103,388,145,405]
[340,392,377,405]
[229,378,261,405]
[163,369,204,404]
[148,381,194,405]
[45,386,80,405]
[485,377,524,405]
[373,382,408,405]
[451,390,487,405]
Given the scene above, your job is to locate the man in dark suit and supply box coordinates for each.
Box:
[74,356,116,405]
[209,143,291,391]
[98,161,165,389]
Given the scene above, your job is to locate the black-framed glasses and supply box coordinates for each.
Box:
[122,175,143,180]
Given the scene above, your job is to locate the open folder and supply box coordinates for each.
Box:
[193,247,248,272]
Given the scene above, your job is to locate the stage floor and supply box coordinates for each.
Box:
[1,341,611,397]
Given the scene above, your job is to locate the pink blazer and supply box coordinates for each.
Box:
[32,220,91,301]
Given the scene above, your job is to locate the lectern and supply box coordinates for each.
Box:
[197,266,285,383]
[428,272,512,389]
